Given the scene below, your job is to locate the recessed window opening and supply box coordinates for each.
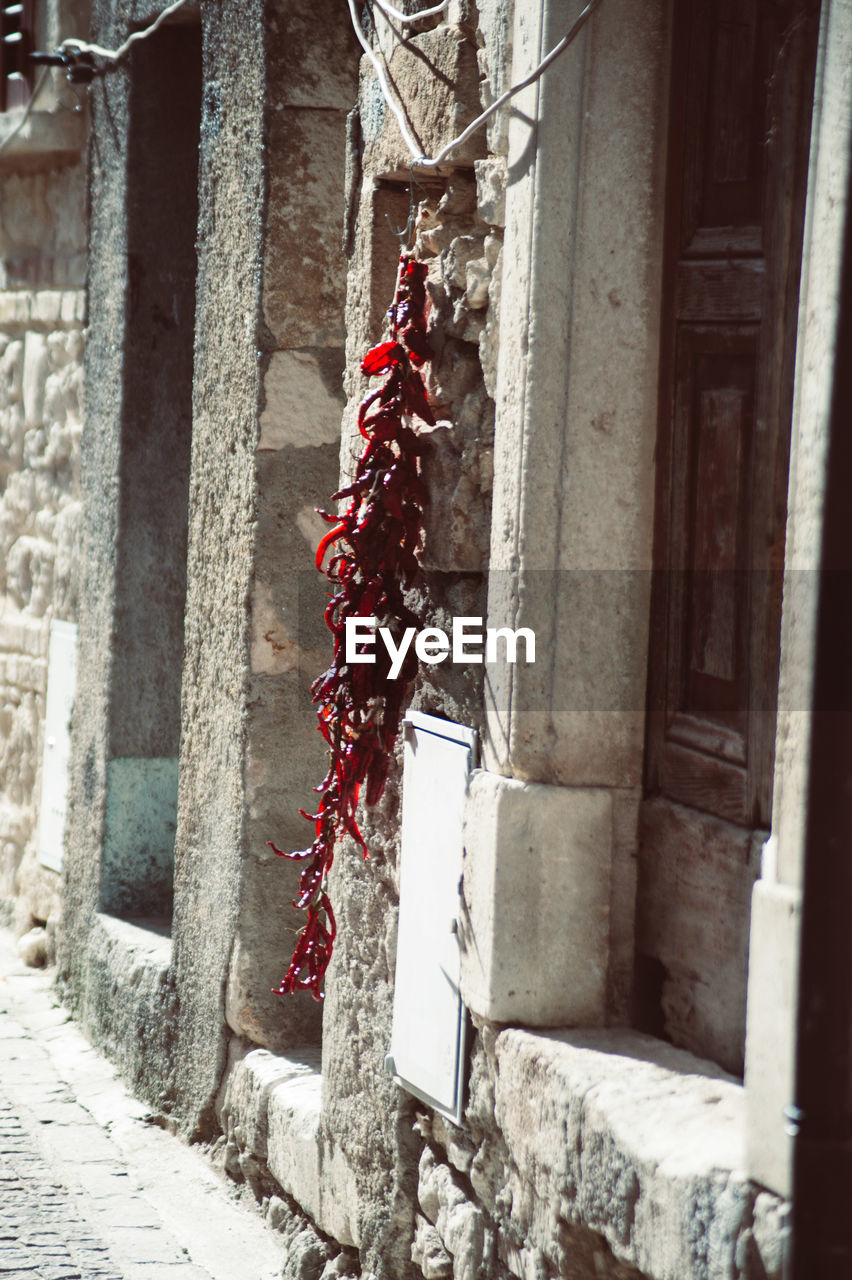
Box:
[0,0,35,112]
[99,22,201,923]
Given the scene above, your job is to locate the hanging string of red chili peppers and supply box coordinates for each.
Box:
[268,252,434,1000]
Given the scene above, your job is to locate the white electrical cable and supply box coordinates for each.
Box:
[371,0,449,25]
[350,0,603,168]
[59,0,191,63]
[348,0,425,160]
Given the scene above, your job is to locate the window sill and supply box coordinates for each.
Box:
[489,1026,785,1280]
[218,1046,360,1249]
[0,107,86,168]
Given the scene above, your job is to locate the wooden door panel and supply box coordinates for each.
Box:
[649,328,757,826]
[636,799,762,1074]
[680,0,788,255]
[675,260,764,323]
[638,0,818,1074]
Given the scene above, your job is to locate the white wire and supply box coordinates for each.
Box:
[0,68,50,156]
[371,0,449,25]
[60,0,191,63]
[350,0,603,168]
[348,0,424,160]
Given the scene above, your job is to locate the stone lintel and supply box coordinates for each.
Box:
[460,771,611,1026]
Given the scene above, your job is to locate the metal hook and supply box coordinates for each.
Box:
[384,165,427,247]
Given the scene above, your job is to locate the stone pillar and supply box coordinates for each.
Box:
[170,0,358,1127]
[460,0,669,1027]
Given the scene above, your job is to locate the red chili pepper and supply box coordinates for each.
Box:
[272,250,434,1000]
[360,341,406,376]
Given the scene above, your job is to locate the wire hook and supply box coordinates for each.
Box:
[384,166,427,247]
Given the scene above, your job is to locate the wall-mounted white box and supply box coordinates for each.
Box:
[38,619,78,873]
[389,711,476,1124]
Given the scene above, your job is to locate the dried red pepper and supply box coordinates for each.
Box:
[270,252,433,1000]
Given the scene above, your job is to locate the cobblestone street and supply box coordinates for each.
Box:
[0,932,285,1280]
[0,1092,122,1279]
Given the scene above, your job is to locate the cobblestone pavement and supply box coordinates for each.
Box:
[0,931,285,1280]
[0,1093,122,1279]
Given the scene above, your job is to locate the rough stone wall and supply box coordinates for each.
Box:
[315,4,507,1278]
[410,1028,787,1280]
[0,152,86,946]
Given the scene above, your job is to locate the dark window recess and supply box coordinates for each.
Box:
[99,24,202,920]
[0,1,34,112]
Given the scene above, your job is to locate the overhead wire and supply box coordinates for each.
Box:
[350,0,603,168]
[59,0,192,63]
[371,0,449,24]
[6,0,598,169]
[1,0,193,156]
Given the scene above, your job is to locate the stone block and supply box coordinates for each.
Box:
[266,1068,321,1220]
[224,861,324,1052]
[1,338,24,403]
[361,26,485,172]
[266,1065,361,1249]
[31,292,63,326]
[412,1214,452,1279]
[0,107,86,165]
[416,1154,485,1280]
[0,293,30,325]
[219,1047,317,1161]
[264,109,350,348]
[474,159,506,228]
[492,1026,762,1280]
[22,333,48,427]
[59,291,85,324]
[268,0,358,111]
[460,770,611,1026]
[259,349,344,451]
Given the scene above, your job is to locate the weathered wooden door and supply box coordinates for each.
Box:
[637,0,819,1074]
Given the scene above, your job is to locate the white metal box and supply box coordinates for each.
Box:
[389,710,476,1123]
[37,619,78,873]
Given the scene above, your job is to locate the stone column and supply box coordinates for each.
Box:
[460,0,669,1027]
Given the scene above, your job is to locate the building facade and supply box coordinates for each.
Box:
[1,0,851,1277]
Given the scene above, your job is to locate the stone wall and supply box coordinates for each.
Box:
[308,5,508,1274]
[0,149,86,948]
[58,0,359,1133]
[17,3,816,1280]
